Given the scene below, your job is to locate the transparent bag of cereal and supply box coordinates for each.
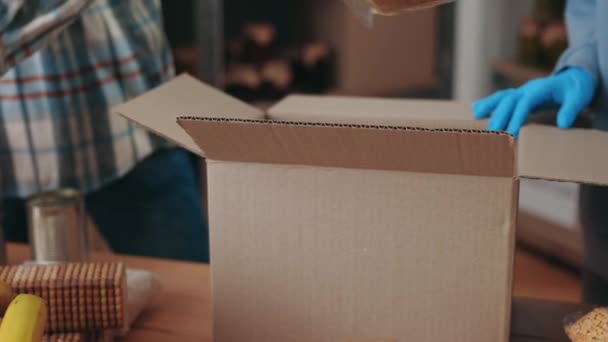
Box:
[563,307,608,341]
[342,0,455,26]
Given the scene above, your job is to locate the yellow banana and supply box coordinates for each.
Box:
[0,279,16,314]
[0,294,47,342]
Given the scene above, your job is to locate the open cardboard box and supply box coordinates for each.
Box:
[115,74,608,342]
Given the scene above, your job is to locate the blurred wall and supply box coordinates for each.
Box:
[454,0,533,100]
[223,0,313,45]
[312,1,438,96]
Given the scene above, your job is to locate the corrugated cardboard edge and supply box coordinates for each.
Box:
[177,117,516,177]
[113,74,265,157]
[113,74,608,187]
[518,124,608,186]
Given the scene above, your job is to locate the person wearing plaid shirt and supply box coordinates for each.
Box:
[0,0,209,262]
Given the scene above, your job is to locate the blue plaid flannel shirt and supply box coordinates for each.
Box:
[0,0,174,198]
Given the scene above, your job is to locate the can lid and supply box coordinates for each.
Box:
[26,188,82,207]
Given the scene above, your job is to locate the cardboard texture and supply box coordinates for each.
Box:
[115,74,608,342]
[178,118,515,177]
[114,74,263,156]
[518,124,608,185]
[267,95,486,129]
[207,162,516,342]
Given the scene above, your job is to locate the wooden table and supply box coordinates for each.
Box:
[6,244,582,341]
[7,244,210,342]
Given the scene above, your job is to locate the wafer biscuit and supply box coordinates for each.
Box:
[0,262,126,333]
[565,307,608,342]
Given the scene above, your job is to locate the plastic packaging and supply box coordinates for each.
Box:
[563,307,608,341]
[342,0,455,27]
[114,268,161,337]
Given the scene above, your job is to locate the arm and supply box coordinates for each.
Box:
[0,0,95,74]
[472,0,599,136]
[555,0,599,82]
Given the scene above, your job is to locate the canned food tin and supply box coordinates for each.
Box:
[26,189,88,263]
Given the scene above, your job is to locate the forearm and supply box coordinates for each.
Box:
[555,0,599,82]
[0,0,95,74]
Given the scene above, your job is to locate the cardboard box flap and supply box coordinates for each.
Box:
[518,124,608,185]
[178,117,515,177]
[268,95,487,130]
[114,74,264,156]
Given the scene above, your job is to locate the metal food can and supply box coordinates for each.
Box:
[26,188,89,263]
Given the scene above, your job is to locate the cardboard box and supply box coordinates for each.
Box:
[115,74,608,342]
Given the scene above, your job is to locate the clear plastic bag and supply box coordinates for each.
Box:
[563,307,608,341]
[342,0,455,27]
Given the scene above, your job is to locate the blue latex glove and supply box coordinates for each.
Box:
[472,67,596,137]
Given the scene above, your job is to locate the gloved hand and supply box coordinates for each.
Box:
[472,67,596,137]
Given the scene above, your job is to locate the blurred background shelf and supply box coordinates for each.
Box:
[162,0,453,101]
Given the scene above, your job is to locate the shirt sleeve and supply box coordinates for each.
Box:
[0,0,96,75]
[554,0,599,83]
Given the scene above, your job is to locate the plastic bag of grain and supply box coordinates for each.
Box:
[343,0,454,25]
[563,307,608,341]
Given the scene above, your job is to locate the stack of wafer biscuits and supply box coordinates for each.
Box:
[43,333,82,342]
[42,332,108,342]
[565,307,608,341]
[0,262,126,333]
